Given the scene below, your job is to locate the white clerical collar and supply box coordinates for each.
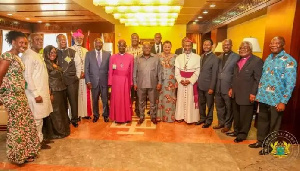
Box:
[119,53,125,56]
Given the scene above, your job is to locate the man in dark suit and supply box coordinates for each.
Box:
[196,39,219,128]
[150,33,163,54]
[56,34,81,128]
[85,38,111,123]
[175,37,196,55]
[228,41,263,143]
[214,39,240,133]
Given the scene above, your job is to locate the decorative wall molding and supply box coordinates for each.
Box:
[202,0,282,33]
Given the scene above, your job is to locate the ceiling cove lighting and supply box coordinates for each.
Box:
[94,0,184,26]
[105,6,181,13]
[209,4,216,8]
[93,0,184,6]
[203,10,208,14]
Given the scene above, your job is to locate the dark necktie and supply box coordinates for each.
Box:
[97,51,101,67]
[157,45,160,53]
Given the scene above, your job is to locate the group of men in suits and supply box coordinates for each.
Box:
[196,37,297,155]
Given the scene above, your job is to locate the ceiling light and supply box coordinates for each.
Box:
[198,16,203,19]
[7,14,12,16]
[93,0,184,6]
[203,10,208,14]
[106,6,181,13]
[194,19,199,22]
[114,13,178,19]
[25,18,30,20]
[37,21,42,23]
[210,4,216,8]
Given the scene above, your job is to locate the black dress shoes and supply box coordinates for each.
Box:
[137,118,144,124]
[226,132,237,137]
[249,142,262,148]
[82,116,92,120]
[259,148,271,155]
[93,116,99,123]
[103,116,109,122]
[202,123,211,128]
[195,121,205,125]
[71,122,78,127]
[213,125,224,129]
[234,138,244,143]
[151,118,157,124]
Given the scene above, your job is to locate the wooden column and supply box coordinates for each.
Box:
[263,0,300,139]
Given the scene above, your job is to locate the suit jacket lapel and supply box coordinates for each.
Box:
[100,51,106,68]
[222,53,232,70]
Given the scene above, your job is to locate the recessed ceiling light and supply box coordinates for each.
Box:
[195,19,199,22]
[7,13,12,16]
[192,21,197,25]
[210,4,216,8]
[203,10,208,14]
[198,16,203,19]
[37,21,42,23]
[25,18,30,20]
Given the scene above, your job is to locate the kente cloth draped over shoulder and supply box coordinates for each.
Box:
[175,52,201,123]
[108,53,134,122]
[0,52,40,164]
[70,45,92,118]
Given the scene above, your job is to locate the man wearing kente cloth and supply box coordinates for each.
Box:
[175,39,201,123]
[56,34,81,127]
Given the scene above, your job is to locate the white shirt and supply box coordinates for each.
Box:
[22,48,53,119]
[95,49,103,61]
[154,43,162,53]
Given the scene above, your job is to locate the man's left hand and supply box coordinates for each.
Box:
[276,103,286,112]
[208,89,214,95]
[249,94,256,103]
[156,84,162,91]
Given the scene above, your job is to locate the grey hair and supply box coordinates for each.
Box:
[241,41,253,51]
[223,39,232,45]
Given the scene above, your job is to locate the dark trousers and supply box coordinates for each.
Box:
[257,103,283,142]
[215,92,233,128]
[66,80,79,123]
[137,88,157,119]
[131,87,139,116]
[232,100,254,140]
[91,85,109,118]
[198,89,215,124]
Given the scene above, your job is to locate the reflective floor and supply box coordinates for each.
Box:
[0,111,299,170]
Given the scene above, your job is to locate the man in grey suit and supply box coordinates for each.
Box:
[85,38,111,123]
[214,39,240,133]
[134,42,162,125]
[175,37,196,55]
[196,39,219,128]
[228,41,263,143]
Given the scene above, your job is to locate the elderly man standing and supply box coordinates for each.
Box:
[126,33,143,117]
[229,41,263,143]
[56,34,81,127]
[85,38,111,123]
[151,33,163,54]
[175,39,201,123]
[22,33,53,149]
[134,42,162,124]
[214,39,240,133]
[196,39,219,128]
[249,37,297,155]
[70,29,91,120]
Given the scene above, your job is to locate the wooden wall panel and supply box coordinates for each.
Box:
[263,0,300,139]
